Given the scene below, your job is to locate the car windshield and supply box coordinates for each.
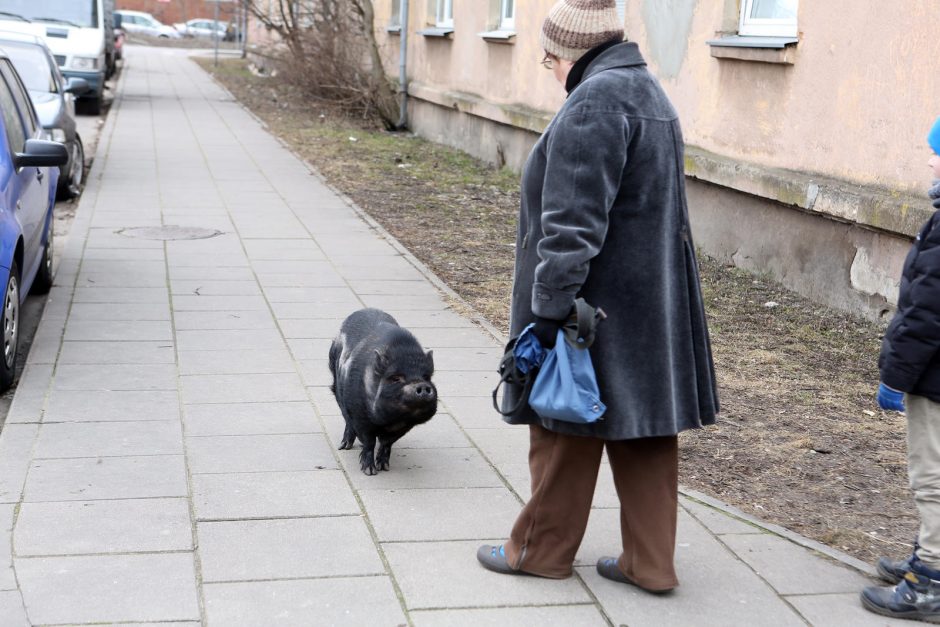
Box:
[0,0,98,28]
[2,41,55,93]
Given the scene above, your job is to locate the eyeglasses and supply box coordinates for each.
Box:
[540,54,554,70]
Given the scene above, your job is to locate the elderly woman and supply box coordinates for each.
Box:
[477,0,719,593]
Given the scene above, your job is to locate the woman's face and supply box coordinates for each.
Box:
[542,52,575,87]
[929,153,940,179]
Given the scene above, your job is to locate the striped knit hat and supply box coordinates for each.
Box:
[540,0,624,62]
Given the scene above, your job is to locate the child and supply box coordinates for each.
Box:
[862,116,940,621]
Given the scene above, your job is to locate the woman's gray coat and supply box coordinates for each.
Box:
[503,42,719,440]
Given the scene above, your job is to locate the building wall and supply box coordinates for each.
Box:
[368,1,940,320]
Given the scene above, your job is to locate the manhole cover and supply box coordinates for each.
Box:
[117,226,222,241]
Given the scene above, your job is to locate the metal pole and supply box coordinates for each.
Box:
[397,0,409,130]
[213,0,220,66]
[241,0,248,58]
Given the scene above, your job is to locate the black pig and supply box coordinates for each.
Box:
[329,308,437,475]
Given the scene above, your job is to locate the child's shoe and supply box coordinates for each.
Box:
[861,559,940,623]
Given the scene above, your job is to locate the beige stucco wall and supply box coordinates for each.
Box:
[626,0,940,195]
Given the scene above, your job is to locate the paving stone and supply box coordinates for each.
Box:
[0,591,27,627]
[383,309,477,329]
[410,605,608,627]
[243,239,324,261]
[63,320,173,342]
[186,434,337,473]
[169,266,256,281]
[279,317,352,338]
[171,294,269,311]
[4,365,52,424]
[432,347,505,371]
[680,496,762,535]
[340,447,504,490]
[173,310,277,330]
[175,328,285,351]
[263,286,359,304]
[24,455,188,502]
[15,498,192,556]
[255,272,346,287]
[296,359,333,386]
[198,517,383,582]
[16,553,200,624]
[383,540,590,609]
[77,272,167,288]
[359,487,518,542]
[0,425,39,503]
[286,338,334,360]
[57,341,176,365]
[52,364,177,391]
[577,513,806,627]
[309,385,341,416]
[178,349,295,375]
[320,412,469,450]
[171,280,262,296]
[348,280,441,296]
[441,396,507,430]
[67,303,171,321]
[168,255,253,270]
[43,390,180,422]
[250,260,343,275]
[361,294,448,311]
[409,326,500,348]
[433,371,501,398]
[81,248,166,261]
[0,506,14,590]
[270,301,356,320]
[203,576,406,626]
[181,373,307,404]
[183,401,319,436]
[720,533,873,595]
[35,421,183,459]
[72,287,169,304]
[192,470,359,520]
[786,592,910,626]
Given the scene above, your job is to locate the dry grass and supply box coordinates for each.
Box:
[198,57,917,564]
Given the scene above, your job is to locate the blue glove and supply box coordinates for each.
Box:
[877,383,905,412]
[531,316,562,350]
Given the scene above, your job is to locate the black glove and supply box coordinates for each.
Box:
[531,316,563,349]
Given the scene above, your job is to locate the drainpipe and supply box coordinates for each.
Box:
[397,0,409,130]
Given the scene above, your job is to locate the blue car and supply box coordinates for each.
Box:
[0,48,67,390]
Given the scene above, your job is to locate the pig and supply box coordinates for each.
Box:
[329,308,437,475]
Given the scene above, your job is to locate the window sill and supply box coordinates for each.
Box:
[417,27,454,38]
[479,30,515,44]
[706,35,798,64]
[386,25,401,34]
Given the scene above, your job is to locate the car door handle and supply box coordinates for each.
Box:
[36,169,43,182]
[15,201,20,212]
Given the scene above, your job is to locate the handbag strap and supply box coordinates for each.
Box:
[491,343,534,416]
[563,298,607,349]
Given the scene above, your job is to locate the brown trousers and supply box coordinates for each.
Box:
[504,424,679,590]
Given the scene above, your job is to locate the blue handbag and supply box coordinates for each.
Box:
[529,327,606,424]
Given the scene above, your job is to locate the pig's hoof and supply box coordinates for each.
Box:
[339,438,354,450]
[377,459,390,471]
[361,462,377,476]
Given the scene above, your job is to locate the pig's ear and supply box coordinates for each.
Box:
[374,349,389,374]
[425,350,434,370]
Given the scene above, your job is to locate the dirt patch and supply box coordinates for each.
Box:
[198,57,917,565]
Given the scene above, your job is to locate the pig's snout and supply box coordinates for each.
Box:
[405,382,437,403]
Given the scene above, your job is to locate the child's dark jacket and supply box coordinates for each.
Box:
[880,183,940,400]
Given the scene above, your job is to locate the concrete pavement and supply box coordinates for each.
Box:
[0,46,903,626]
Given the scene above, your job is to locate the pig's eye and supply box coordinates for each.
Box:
[388,375,405,384]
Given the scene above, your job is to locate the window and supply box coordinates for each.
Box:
[615,0,625,21]
[389,0,403,30]
[0,69,26,154]
[499,0,514,30]
[739,0,798,37]
[436,0,453,28]
[0,62,37,139]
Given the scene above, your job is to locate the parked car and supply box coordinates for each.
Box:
[0,50,68,390]
[174,18,226,40]
[0,0,116,115]
[114,10,180,39]
[0,32,86,199]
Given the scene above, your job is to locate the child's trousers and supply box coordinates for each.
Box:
[907,394,940,570]
[503,424,679,590]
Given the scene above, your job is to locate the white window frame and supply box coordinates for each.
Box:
[499,0,514,31]
[389,0,402,28]
[615,0,626,21]
[739,0,798,37]
[436,0,453,28]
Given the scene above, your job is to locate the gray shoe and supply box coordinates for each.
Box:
[476,544,522,575]
[596,556,674,594]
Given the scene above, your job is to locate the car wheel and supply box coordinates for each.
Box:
[66,136,84,199]
[0,262,20,392]
[31,224,53,296]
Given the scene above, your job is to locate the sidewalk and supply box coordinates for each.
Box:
[0,46,901,626]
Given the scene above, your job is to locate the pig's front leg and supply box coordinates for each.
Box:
[358,432,378,475]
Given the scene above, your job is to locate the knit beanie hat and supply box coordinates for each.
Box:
[929,116,940,156]
[540,0,625,62]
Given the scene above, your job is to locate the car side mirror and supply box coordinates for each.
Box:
[65,77,90,95]
[14,139,68,169]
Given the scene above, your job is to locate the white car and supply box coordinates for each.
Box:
[174,18,226,40]
[114,10,180,39]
